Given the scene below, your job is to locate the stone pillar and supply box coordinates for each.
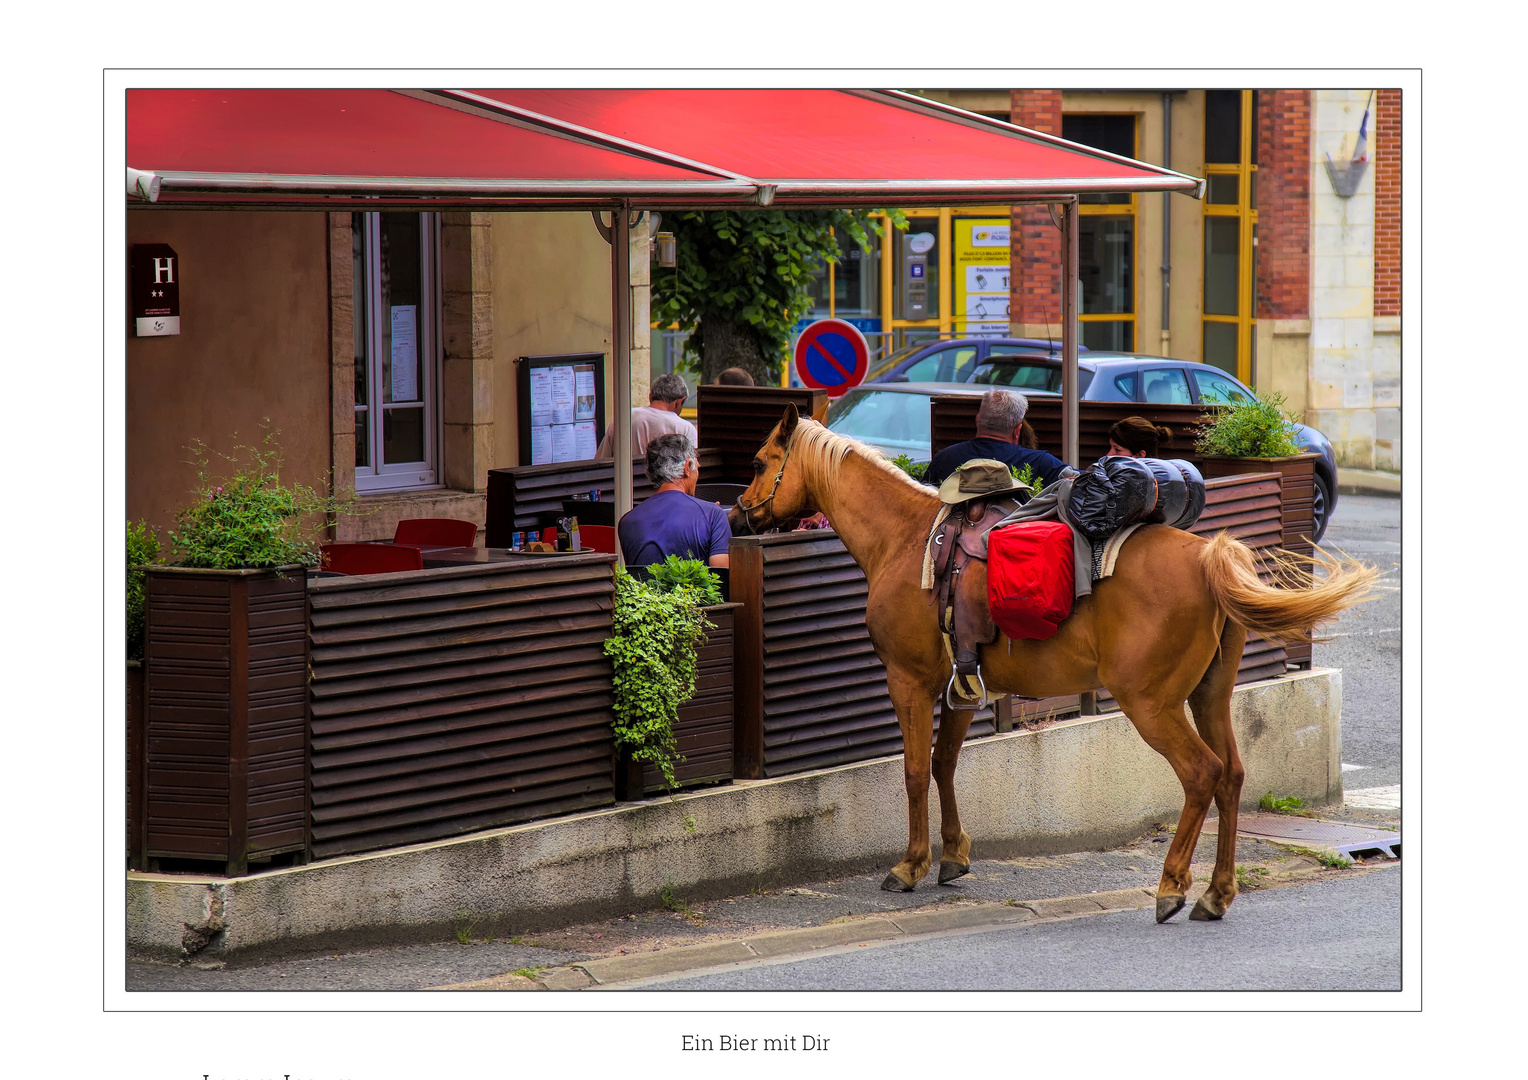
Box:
[327,212,357,511]
[440,212,494,492]
[629,213,652,407]
[1307,90,1380,470]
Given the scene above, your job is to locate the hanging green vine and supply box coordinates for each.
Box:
[603,567,716,790]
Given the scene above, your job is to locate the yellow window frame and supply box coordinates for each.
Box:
[1201,90,1259,384]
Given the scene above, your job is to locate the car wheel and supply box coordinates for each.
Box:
[1312,473,1332,544]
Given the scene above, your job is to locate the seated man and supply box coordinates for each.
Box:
[618,433,731,569]
[924,388,1074,490]
[596,372,697,459]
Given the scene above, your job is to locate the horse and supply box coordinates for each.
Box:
[728,404,1376,923]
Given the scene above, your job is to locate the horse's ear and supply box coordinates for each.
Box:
[779,402,799,444]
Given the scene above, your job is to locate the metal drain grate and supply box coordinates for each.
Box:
[1230,812,1400,859]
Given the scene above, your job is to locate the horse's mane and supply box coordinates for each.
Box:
[789,419,938,505]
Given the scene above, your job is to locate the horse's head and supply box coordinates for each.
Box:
[728,403,819,535]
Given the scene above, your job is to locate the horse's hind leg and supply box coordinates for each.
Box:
[932,698,974,883]
[1112,689,1223,923]
[882,667,937,892]
[1186,616,1248,921]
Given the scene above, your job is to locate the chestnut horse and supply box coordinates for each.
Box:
[728,405,1375,923]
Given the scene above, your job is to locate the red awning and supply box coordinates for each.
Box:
[127,88,1202,209]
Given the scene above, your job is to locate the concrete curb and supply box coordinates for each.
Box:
[127,670,1341,965]
[1336,467,1401,498]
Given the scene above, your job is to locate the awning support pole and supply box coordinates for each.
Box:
[1060,197,1080,468]
[612,204,633,560]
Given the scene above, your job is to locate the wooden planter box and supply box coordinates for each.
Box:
[143,566,311,876]
[127,660,145,869]
[615,603,740,799]
[1196,453,1319,667]
[306,554,618,859]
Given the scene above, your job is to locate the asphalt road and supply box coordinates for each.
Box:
[1314,494,1402,788]
[635,864,1400,992]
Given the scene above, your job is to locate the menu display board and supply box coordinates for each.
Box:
[516,353,607,466]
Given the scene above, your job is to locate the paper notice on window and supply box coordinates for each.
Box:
[530,425,552,465]
[574,364,597,421]
[551,366,576,425]
[528,368,553,426]
[572,420,597,460]
[550,423,577,463]
[390,305,418,401]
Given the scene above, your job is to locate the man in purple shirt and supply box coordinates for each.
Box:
[618,433,731,568]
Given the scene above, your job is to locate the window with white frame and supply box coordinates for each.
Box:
[352,211,439,491]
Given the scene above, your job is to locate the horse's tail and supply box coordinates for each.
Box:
[1198,531,1378,645]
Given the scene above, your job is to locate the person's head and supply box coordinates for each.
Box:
[1107,417,1172,458]
[649,373,690,413]
[645,432,699,492]
[974,389,1030,444]
[716,367,754,386]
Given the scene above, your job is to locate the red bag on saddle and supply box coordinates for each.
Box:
[986,520,1076,641]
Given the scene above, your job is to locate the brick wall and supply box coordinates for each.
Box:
[1009,90,1063,328]
[1255,90,1311,320]
[1374,89,1402,318]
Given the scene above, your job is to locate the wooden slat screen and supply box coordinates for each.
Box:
[697,385,828,485]
[730,532,997,779]
[306,554,618,859]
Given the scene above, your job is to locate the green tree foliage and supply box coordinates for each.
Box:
[168,425,355,569]
[652,209,904,385]
[126,520,161,661]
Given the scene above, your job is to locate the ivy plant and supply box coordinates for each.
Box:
[603,567,715,790]
[651,209,906,385]
[126,520,161,661]
[168,424,356,569]
[1194,392,1304,459]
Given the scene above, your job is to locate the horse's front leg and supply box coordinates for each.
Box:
[882,666,937,892]
[932,697,974,883]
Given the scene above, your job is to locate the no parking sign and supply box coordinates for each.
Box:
[793,319,870,398]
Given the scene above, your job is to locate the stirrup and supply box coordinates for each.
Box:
[945,669,989,711]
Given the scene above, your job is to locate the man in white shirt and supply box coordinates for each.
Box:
[596,372,698,459]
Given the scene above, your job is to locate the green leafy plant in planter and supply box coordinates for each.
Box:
[1194,391,1303,459]
[603,563,718,790]
[126,520,161,661]
[168,425,355,568]
[890,454,930,483]
[645,554,724,606]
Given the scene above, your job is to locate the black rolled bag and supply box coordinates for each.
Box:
[1065,456,1206,541]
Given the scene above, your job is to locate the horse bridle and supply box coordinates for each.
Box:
[734,438,796,535]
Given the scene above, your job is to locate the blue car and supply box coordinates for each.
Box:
[965,350,1339,542]
[864,336,1086,385]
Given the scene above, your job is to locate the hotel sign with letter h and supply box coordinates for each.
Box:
[131,244,180,336]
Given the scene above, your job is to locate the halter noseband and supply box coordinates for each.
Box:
[734,437,795,535]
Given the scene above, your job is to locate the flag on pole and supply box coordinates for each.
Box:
[1352,91,1373,163]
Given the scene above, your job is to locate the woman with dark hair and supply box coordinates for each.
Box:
[1107,417,1173,458]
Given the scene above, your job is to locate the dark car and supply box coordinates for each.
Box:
[967,350,1338,541]
[864,336,1086,385]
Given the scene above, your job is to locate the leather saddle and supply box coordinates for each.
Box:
[930,497,1016,708]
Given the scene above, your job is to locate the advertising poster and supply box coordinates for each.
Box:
[954,219,1011,337]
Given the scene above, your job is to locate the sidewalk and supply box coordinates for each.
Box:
[1336,467,1400,498]
[126,795,1400,992]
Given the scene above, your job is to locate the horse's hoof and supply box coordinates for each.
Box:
[938,861,970,884]
[881,872,915,893]
[1155,895,1185,923]
[1189,897,1225,921]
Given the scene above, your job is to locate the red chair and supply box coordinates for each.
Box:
[321,542,424,575]
[578,524,617,554]
[393,518,479,548]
